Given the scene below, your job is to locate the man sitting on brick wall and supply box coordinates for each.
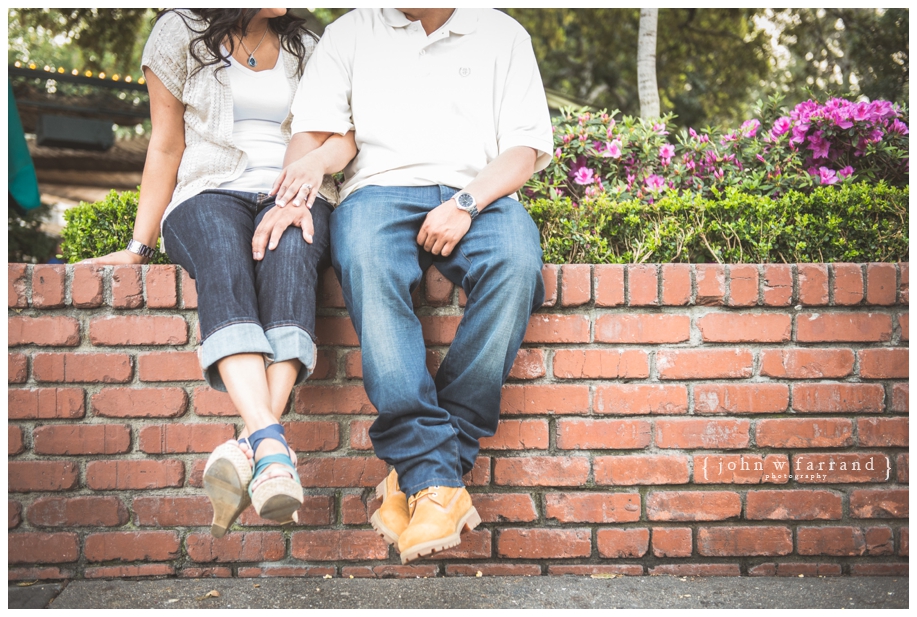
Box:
[253,8,552,563]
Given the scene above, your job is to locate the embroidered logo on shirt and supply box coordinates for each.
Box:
[459,67,471,77]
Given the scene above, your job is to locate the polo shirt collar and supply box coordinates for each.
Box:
[380,8,478,35]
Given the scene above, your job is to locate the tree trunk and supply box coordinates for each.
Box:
[637,8,660,119]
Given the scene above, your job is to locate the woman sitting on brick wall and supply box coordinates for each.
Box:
[84,8,355,535]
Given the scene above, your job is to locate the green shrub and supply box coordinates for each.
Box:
[60,190,171,264]
[526,181,908,264]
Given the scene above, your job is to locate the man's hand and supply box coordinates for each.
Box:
[416,199,472,256]
[252,204,315,260]
[269,153,325,209]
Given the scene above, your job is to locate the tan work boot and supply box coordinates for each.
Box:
[370,469,410,546]
[397,486,481,565]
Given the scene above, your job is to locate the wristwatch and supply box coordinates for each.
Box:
[125,239,157,260]
[453,191,479,221]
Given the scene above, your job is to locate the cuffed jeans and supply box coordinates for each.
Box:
[331,185,544,497]
[162,189,331,391]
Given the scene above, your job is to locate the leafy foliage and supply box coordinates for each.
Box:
[60,190,170,264]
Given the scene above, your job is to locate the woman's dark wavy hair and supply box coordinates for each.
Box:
[156,9,318,78]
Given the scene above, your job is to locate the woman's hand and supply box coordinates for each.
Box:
[252,204,315,260]
[269,153,325,209]
[80,250,148,266]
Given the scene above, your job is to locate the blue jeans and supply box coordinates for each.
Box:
[162,189,331,391]
[331,185,544,497]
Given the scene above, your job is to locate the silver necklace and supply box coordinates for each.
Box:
[238,27,269,68]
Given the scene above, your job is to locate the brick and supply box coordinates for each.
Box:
[343,351,363,379]
[891,383,908,412]
[146,265,178,308]
[422,267,453,306]
[9,316,80,346]
[866,262,897,305]
[239,566,333,578]
[898,454,908,483]
[597,528,649,558]
[594,455,690,485]
[187,531,285,562]
[792,383,884,413]
[727,264,759,306]
[71,264,104,307]
[594,384,688,415]
[850,563,909,576]
[552,349,648,379]
[832,263,864,305]
[27,496,129,528]
[762,264,793,306]
[448,564,542,577]
[545,492,640,523]
[760,348,854,379]
[695,264,725,305]
[627,264,658,306]
[311,349,335,380]
[756,418,853,448]
[661,263,691,305]
[797,263,828,305]
[655,418,750,449]
[858,348,908,379]
[32,264,66,308]
[138,351,200,382]
[541,264,558,307]
[295,385,376,415]
[494,456,590,486]
[86,564,175,579]
[419,315,461,345]
[692,454,791,484]
[33,352,132,383]
[748,563,842,577]
[857,417,908,447]
[500,384,589,415]
[179,267,198,308]
[561,264,591,306]
[523,314,590,343]
[9,501,22,528]
[900,528,908,556]
[8,567,74,581]
[746,490,842,520]
[479,419,548,450]
[298,457,387,488]
[133,495,212,527]
[899,262,909,303]
[498,528,591,559]
[697,313,790,343]
[192,386,236,416]
[9,461,79,493]
[9,263,29,307]
[112,265,143,308]
[8,426,24,455]
[473,493,538,523]
[317,267,345,308]
[656,349,753,379]
[282,421,340,452]
[797,312,892,342]
[426,530,491,560]
[291,530,387,561]
[9,353,28,383]
[698,526,792,556]
[649,564,741,576]
[594,264,624,307]
[349,419,373,450]
[240,496,334,527]
[348,565,441,578]
[139,423,235,454]
[93,387,188,418]
[90,315,188,346]
[341,494,370,524]
[647,491,740,521]
[849,489,908,519]
[652,527,692,558]
[556,418,651,450]
[900,313,909,341]
[464,457,491,487]
[508,348,545,380]
[694,383,788,414]
[8,532,79,564]
[596,314,692,345]
[797,527,865,556]
[34,424,131,455]
[791,453,889,483]
[314,317,359,346]
[549,564,644,576]
[86,459,184,490]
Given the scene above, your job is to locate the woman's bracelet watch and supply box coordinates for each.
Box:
[125,239,157,260]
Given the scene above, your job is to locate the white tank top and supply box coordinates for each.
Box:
[218,46,288,193]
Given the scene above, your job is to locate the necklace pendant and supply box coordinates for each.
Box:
[247,55,257,68]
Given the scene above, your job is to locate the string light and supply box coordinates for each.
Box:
[14,61,21,67]
[124,75,132,83]
[72,69,79,75]
[85,70,92,77]
[57,67,64,74]
[14,62,142,84]
[98,72,106,79]
[112,74,119,81]
[43,65,51,71]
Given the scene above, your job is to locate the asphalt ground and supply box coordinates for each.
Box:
[9,575,909,610]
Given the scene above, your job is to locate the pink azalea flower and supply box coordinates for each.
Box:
[756,153,766,164]
[713,168,725,181]
[573,167,595,185]
[838,166,854,178]
[790,124,809,145]
[867,129,884,144]
[644,174,665,191]
[688,128,699,139]
[602,140,623,159]
[889,119,909,135]
[555,148,562,158]
[817,166,838,185]
[771,117,792,138]
[652,122,669,135]
[807,131,830,159]
[659,143,675,163]
[562,134,572,144]
[741,119,761,137]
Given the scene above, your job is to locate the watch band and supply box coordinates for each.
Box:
[454,191,479,220]
[125,239,156,259]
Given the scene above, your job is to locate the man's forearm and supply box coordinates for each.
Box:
[462,146,538,211]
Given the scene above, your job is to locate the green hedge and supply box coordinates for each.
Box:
[526,181,908,264]
[61,183,907,266]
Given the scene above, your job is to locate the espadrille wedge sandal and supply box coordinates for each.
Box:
[247,424,303,525]
[203,437,253,538]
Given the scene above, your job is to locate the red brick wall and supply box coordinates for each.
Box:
[8,262,909,580]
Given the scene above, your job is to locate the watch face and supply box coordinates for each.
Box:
[457,193,474,208]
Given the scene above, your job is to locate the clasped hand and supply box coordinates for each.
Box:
[417,199,472,257]
[252,157,324,259]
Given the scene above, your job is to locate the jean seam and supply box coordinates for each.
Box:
[263,323,318,344]
[203,319,264,342]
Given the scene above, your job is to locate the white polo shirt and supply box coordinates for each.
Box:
[290,8,553,201]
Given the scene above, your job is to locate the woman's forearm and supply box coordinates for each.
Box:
[133,146,184,247]
[284,131,356,174]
